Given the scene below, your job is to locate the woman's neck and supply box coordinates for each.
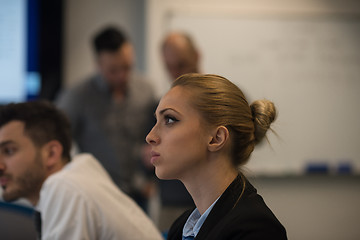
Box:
[182,157,238,214]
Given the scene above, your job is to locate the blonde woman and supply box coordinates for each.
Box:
[146,73,287,240]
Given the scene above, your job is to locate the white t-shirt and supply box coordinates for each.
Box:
[36,153,162,240]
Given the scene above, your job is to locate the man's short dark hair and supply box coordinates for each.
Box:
[93,26,128,54]
[0,101,72,162]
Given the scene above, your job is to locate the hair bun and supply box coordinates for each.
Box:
[250,99,277,143]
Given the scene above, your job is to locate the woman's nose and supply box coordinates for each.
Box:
[146,127,159,145]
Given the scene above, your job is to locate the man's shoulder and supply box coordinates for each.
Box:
[38,168,88,215]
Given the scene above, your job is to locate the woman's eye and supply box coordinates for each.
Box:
[164,115,178,125]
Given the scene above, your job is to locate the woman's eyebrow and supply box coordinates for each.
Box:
[159,108,181,116]
[154,107,182,120]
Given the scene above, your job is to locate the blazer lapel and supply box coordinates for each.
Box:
[194,175,245,240]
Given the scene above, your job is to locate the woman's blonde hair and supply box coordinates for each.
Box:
[172,73,276,167]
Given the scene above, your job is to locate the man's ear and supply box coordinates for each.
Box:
[41,140,63,170]
[208,126,229,152]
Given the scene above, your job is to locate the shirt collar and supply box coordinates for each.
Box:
[182,196,220,239]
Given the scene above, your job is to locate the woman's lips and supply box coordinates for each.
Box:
[150,151,160,165]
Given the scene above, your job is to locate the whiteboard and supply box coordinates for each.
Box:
[166,14,360,175]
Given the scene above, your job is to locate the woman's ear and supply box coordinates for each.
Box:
[208,126,229,152]
[41,140,64,170]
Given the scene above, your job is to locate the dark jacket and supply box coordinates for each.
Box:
[167,175,287,240]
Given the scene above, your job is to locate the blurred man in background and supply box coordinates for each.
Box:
[57,26,156,209]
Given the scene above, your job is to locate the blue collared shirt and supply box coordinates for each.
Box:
[182,197,220,240]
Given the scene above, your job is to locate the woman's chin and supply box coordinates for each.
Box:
[155,168,174,180]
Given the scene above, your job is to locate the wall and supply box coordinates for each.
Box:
[252,176,360,240]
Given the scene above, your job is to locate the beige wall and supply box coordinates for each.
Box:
[252,176,360,240]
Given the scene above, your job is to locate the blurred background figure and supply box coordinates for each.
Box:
[162,31,201,81]
[56,26,157,210]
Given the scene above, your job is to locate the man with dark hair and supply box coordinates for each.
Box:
[56,26,156,208]
[93,26,127,54]
[0,101,162,239]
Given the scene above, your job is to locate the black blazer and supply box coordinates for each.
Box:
[167,175,287,240]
